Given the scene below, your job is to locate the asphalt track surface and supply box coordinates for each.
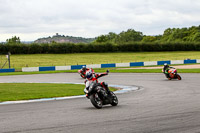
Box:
[0,73,200,133]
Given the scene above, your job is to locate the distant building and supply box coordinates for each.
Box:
[53,33,61,37]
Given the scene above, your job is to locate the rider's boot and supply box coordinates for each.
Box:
[101,82,111,95]
[84,88,89,99]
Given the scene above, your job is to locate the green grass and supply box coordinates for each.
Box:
[0,83,84,102]
[1,51,200,69]
[0,83,117,102]
[0,70,73,76]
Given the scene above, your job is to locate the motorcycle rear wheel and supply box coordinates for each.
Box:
[90,93,103,109]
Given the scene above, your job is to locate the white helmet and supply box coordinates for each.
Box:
[82,66,86,71]
[164,63,168,66]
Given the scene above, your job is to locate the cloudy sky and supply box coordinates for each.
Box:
[0,0,200,42]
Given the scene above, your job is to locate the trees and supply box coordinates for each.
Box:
[160,25,200,42]
[95,32,117,43]
[6,36,21,45]
[115,29,143,43]
[94,25,200,43]
[142,36,156,42]
[95,29,143,43]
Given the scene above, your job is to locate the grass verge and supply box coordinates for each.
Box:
[0,83,117,102]
[1,51,200,69]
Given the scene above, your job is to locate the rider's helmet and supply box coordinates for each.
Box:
[164,63,169,67]
[86,70,93,79]
[82,66,86,72]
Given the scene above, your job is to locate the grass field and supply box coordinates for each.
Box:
[1,51,200,69]
[0,83,117,102]
[0,83,84,102]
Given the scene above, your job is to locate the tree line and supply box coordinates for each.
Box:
[0,25,200,54]
[95,25,200,43]
[1,42,200,54]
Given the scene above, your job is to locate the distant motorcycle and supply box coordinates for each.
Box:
[163,68,182,80]
[87,81,118,109]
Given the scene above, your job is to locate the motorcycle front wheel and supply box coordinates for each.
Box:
[90,93,103,109]
[177,74,182,80]
[110,91,118,106]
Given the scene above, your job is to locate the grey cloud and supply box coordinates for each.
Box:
[0,0,200,41]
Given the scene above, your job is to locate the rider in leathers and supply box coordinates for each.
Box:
[163,63,174,78]
[84,68,111,98]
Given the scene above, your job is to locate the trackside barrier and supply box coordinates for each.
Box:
[55,66,71,70]
[144,61,157,66]
[171,60,184,65]
[86,64,101,68]
[184,59,196,64]
[0,68,15,73]
[22,67,39,72]
[101,63,116,68]
[157,61,171,65]
[116,63,130,67]
[39,66,55,71]
[21,59,200,72]
[71,65,86,70]
[130,62,144,67]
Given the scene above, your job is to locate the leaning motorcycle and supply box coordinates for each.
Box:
[87,81,118,109]
[163,68,182,80]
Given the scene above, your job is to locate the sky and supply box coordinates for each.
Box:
[0,0,200,42]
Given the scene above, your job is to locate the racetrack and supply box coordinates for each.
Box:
[0,73,200,133]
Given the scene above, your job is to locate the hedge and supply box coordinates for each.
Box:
[0,42,200,54]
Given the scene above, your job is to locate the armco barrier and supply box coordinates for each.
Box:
[101,63,116,68]
[184,59,196,64]
[144,61,157,66]
[171,60,184,65]
[22,67,39,72]
[157,61,171,65]
[0,68,15,73]
[21,59,200,72]
[55,66,71,70]
[86,64,101,69]
[71,65,86,70]
[39,66,55,71]
[130,62,144,67]
[116,63,130,67]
